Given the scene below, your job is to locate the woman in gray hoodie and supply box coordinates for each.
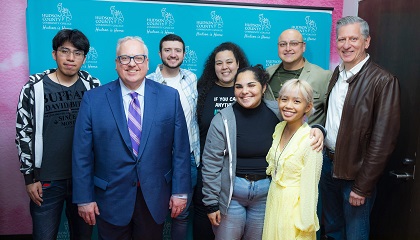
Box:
[201,65,324,239]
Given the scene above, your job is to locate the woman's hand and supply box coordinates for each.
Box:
[207,210,222,226]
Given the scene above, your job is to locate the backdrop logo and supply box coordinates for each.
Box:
[146,8,175,35]
[265,59,281,68]
[57,220,70,239]
[195,11,224,37]
[83,47,99,70]
[244,14,271,39]
[291,16,318,41]
[94,6,125,33]
[182,46,198,73]
[41,3,72,30]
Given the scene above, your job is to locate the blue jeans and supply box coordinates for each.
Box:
[30,179,92,240]
[171,153,198,240]
[320,150,376,240]
[213,176,270,240]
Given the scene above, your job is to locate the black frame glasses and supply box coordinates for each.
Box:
[278,41,304,48]
[57,47,85,59]
[117,55,147,65]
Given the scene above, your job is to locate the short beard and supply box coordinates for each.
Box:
[162,58,183,69]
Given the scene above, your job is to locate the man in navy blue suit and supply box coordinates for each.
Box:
[72,36,191,240]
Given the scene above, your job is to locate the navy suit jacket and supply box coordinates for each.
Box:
[72,78,191,226]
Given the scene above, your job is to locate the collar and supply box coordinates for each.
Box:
[339,54,370,76]
[154,64,184,84]
[119,78,145,97]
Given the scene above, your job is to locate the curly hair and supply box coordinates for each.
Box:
[197,42,250,121]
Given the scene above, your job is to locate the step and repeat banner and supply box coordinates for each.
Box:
[27,1,331,239]
[28,0,332,84]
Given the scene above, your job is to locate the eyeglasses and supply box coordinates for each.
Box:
[278,41,304,48]
[57,48,85,59]
[117,55,147,65]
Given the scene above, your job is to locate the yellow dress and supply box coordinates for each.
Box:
[262,122,323,240]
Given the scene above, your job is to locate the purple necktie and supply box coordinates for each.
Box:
[128,92,142,157]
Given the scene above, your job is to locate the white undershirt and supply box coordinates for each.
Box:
[165,73,194,152]
[324,55,370,151]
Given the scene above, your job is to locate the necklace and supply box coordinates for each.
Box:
[55,71,78,115]
[273,127,298,177]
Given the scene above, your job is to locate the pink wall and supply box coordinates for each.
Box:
[0,0,31,235]
[0,0,343,235]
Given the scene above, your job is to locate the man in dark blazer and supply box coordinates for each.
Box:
[72,36,191,240]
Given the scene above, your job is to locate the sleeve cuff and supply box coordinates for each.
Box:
[311,124,327,138]
[206,204,219,214]
[24,174,36,185]
[172,194,188,199]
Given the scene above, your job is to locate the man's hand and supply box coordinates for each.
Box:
[349,191,366,207]
[169,196,187,218]
[309,128,324,152]
[78,202,100,225]
[207,210,222,226]
[26,182,43,206]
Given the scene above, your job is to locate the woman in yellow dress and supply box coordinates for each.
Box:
[262,79,323,240]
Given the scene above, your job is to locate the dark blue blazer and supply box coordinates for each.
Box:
[72,78,191,226]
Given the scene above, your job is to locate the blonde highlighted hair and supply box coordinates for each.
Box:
[278,79,315,117]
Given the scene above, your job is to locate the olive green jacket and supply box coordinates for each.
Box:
[264,59,332,125]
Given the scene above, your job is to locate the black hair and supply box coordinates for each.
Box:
[234,64,269,86]
[52,29,90,55]
[197,42,250,121]
[159,34,185,53]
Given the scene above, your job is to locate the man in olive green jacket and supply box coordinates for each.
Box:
[264,29,332,125]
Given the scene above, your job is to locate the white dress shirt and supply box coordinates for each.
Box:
[324,55,370,151]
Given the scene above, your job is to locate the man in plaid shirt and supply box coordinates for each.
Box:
[147,34,199,240]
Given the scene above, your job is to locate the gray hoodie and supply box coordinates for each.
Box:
[201,100,281,215]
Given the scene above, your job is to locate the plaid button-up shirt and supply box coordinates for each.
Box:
[147,65,200,166]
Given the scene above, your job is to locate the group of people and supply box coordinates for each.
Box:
[15,15,400,240]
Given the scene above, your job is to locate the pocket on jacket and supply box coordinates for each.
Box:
[154,117,173,127]
[94,176,109,190]
[313,91,320,99]
[164,169,173,183]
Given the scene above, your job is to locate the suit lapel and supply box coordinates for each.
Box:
[299,61,310,81]
[137,79,158,159]
[106,80,133,157]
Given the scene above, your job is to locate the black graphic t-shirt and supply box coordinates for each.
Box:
[199,84,235,154]
[40,76,87,181]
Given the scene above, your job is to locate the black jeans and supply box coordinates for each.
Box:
[192,165,215,240]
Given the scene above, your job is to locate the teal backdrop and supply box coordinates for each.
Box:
[26,0,332,239]
[27,0,332,84]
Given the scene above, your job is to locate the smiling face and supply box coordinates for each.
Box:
[215,50,239,87]
[115,39,149,90]
[159,40,184,69]
[278,87,312,125]
[234,70,266,109]
[277,29,306,70]
[52,41,86,78]
[337,23,371,70]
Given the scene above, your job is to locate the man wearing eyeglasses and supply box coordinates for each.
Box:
[72,36,191,240]
[15,29,100,240]
[264,29,332,125]
[146,34,198,240]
